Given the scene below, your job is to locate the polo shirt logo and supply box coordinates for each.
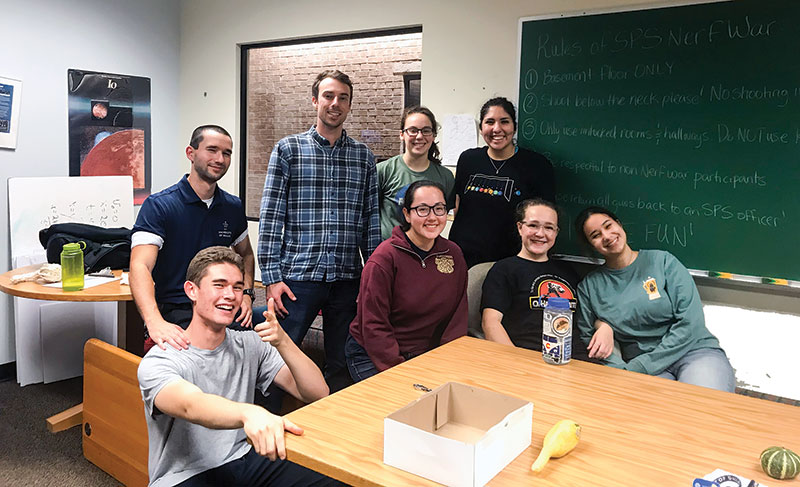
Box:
[218,220,232,239]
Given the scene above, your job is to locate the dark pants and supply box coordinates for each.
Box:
[345,334,379,382]
[176,448,343,487]
[276,279,358,392]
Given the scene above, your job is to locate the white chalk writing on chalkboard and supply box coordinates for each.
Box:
[518,0,800,280]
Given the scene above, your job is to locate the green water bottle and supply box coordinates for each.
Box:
[61,241,86,292]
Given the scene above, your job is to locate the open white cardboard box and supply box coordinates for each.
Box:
[384,382,533,487]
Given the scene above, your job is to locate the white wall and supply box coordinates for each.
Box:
[0,0,182,365]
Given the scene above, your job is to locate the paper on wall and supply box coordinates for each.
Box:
[440,114,477,167]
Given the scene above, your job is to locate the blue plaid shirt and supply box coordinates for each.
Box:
[258,126,380,284]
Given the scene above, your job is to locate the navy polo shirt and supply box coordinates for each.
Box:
[132,175,248,305]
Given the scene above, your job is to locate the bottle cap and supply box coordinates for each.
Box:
[545,296,570,310]
[63,241,86,252]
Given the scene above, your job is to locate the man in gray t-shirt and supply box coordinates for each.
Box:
[138,246,339,487]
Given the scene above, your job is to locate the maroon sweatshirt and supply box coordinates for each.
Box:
[349,226,468,371]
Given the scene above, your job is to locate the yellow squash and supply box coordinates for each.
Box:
[531,419,581,473]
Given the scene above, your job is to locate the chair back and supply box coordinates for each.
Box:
[466,262,495,339]
[83,338,149,487]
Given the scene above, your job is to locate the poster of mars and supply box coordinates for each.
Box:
[68,69,151,204]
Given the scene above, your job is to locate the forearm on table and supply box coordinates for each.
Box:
[482,309,514,345]
[160,382,259,430]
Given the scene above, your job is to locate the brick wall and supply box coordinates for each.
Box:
[244,32,423,217]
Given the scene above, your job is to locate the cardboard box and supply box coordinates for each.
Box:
[384,382,533,487]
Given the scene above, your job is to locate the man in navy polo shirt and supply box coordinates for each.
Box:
[130,125,257,352]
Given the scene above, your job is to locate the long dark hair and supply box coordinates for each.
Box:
[479,97,517,130]
[400,105,442,164]
[399,180,446,231]
[574,206,622,249]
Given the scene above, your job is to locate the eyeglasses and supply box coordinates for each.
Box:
[402,127,435,137]
[409,203,447,217]
[521,222,558,234]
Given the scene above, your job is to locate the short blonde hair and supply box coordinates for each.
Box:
[185,246,244,284]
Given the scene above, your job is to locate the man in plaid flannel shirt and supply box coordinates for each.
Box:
[258,70,380,393]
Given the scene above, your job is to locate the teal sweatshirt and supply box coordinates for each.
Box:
[576,249,721,375]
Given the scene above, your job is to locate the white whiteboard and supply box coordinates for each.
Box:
[8,175,134,260]
[6,175,134,385]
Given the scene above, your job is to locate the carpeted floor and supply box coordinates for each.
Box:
[0,377,116,487]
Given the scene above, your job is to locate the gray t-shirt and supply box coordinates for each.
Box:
[138,329,286,487]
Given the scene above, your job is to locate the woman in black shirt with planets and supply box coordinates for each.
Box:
[450,97,555,268]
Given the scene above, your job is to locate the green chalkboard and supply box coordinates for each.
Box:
[517,0,800,280]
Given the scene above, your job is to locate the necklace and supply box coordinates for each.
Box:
[489,157,508,174]
[488,146,516,174]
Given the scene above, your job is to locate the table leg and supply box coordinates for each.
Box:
[47,403,83,433]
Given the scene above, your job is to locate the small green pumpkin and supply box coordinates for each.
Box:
[760,446,800,480]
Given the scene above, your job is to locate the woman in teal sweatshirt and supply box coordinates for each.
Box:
[574,206,735,392]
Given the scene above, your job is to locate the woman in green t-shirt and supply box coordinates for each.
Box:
[376,106,455,240]
[574,206,735,392]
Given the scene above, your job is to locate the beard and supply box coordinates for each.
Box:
[194,163,228,184]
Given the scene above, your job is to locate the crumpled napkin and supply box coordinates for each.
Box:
[10,264,62,284]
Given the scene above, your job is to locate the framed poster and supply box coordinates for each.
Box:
[67,69,151,204]
[0,76,22,150]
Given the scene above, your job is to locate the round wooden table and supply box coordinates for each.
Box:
[0,264,143,432]
[0,264,132,302]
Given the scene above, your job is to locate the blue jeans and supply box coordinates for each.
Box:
[176,447,342,486]
[266,279,358,393]
[252,305,267,325]
[655,348,736,392]
[345,334,379,382]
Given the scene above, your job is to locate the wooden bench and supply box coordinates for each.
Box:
[82,338,148,487]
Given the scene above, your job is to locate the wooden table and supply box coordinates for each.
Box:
[285,336,800,486]
[0,264,143,432]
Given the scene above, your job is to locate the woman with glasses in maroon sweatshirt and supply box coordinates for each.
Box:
[346,180,468,381]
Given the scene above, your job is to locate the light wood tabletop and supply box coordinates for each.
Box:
[0,264,132,302]
[285,336,800,486]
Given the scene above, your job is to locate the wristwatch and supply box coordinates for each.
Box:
[242,288,255,300]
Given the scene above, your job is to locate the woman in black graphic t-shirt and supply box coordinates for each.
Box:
[449,97,555,268]
[480,199,591,361]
